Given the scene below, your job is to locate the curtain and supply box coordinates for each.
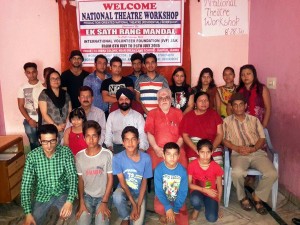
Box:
[58,0,191,84]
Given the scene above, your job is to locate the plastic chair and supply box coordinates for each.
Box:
[223,128,279,211]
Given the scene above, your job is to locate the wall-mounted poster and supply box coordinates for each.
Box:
[201,0,248,36]
[77,0,184,66]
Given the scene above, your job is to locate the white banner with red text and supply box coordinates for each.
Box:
[76,0,184,66]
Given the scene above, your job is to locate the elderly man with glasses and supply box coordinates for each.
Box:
[145,88,188,170]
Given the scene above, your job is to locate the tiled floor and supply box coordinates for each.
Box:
[0,188,299,225]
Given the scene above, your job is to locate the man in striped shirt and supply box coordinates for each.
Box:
[135,53,169,115]
[21,124,78,225]
[223,93,277,215]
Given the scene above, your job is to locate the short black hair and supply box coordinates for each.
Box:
[43,67,55,79]
[78,86,94,97]
[38,124,58,139]
[110,56,122,66]
[121,126,139,140]
[23,62,37,70]
[197,139,213,152]
[163,142,180,154]
[131,53,143,62]
[83,120,101,137]
[94,54,108,64]
[143,53,157,63]
[69,107,87,123]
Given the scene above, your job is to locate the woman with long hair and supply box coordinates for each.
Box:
[170,67,194,114]
[39,70,72,142]
[192,68,217,110]
[228,64,271,127]
[216,67,237,118]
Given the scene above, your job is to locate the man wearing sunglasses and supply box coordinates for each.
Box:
[21,124,78,225]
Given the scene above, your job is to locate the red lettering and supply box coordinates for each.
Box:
[102,3,156,10]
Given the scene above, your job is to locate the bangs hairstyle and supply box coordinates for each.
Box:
[121,126,139,140]
[197,139,213,152]
[143,53,157,63]
[110,56,122,66]
[131,53,143,62]
[38,124,58,139]
[69,107,87,123]
[163,142,180,154]
[83,120,102,137]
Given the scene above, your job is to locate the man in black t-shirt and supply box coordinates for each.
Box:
[101,56,134,111]
[61,50,89,108]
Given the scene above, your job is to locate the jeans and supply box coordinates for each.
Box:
[32,194,67,225]
[190,190,218,222]
[23,119,39,150]
[77,193,109,225]
[112,188,145,225]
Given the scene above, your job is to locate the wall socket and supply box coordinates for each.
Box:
[267,77,277,89]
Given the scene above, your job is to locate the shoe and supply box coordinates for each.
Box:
[253,200,268,215]
[239,197,253,211]
[292,218,300,225]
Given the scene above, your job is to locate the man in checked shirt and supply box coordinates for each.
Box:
[21,124,78,225]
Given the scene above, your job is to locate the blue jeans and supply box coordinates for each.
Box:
[32,194,67,225]
[77,193,109,225]
[112,188,145,225]
[190,190,218,222]
[23,119,39,150]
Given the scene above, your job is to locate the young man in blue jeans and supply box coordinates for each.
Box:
[76,120,113,225]
[112,126,152,225]
[21,124,78,225]
[17,62,44,150]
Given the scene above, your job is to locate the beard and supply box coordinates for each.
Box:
[119,102,131,111]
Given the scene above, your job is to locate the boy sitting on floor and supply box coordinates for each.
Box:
[154,142,188,225]
[112,126,152,225]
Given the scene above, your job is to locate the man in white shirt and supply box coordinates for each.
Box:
[17,62,44,150]
[105,88,148,154]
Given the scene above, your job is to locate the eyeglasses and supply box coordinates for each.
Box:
[158,96,171,101]
[40,139,57,145]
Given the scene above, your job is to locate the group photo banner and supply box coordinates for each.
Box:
[77,0,184,66]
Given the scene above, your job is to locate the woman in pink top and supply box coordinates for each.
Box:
[63,107,87,155]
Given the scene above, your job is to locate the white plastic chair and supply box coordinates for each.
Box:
[223,128,279,211]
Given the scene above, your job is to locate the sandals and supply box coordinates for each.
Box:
[253,200,268,215]
[239,197,253,211]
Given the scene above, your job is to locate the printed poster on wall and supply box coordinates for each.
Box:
[77,0,184,66]
[201,0,248,36]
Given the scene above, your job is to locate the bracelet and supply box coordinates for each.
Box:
[27,118,32,122]
[101,201,108,204]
